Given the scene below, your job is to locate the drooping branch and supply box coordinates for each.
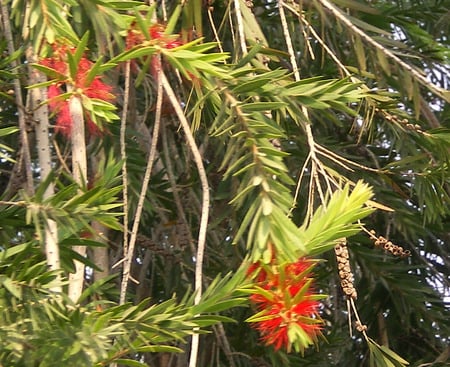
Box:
[279,0,328,210]
[315,0,449,103]
[160,71,210,367]
[119,62,163,305]
[282,1,352,78]
[161,122,195,253]
[119,60,131,270]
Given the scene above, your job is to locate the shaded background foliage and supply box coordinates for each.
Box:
[0,0,449,366]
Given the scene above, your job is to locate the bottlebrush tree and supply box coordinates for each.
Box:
[0,1,448,367]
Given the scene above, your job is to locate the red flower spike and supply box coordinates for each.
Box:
[149,24,165,40]
[85,115,103,136]
[126,25,145,49]
[54,102,72,136]
[247,257,323,353]
[39,44,115,137]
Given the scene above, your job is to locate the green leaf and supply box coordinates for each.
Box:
[379,344,410,365]
[232,78,271,94]
[112,46,157,62]
[368,338,409,367]
[240,101,287,112]
[376,48,391,76]
[113,359,147,367]
[0,276,22,299]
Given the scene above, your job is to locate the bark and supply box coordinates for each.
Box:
[161,72,210,367]
[92,221,110,282]
[68,94,88,303]
[0,1,34,196]
[90,152,110,282]
[27,48,61,292]
[119,64,162,304]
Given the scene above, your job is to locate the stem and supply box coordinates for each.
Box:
[282,1,352,78]
[120,60,131,275]
[278,1,300,82]
[279,0,334,209]
[207,7,224,54]
[350,298,369,341]
[160,72,210,367]
[27,48,61,292]
[68,94,88,303]
[161,124,195,253]
[119,62,163,305]
[0,0,34,196]
[233,0,248,56]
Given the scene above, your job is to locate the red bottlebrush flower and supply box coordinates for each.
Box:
[165,38,183,49]
[40,43,115,137]
[149,24,165,40]
[47,85,64,111]
[85,115,103,136]
[254,298,322,352]
[126,24,145,49]
[125,22,183,78]
[127,22,183,50]
[40,44,72,74]
[247,258,323,353]
[54,102,72,136]
[149,24,182,49]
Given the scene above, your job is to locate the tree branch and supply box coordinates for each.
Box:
[160,71,210,367]
[68,94,88,302]
[119,61,163,305]
[27,49,61,292]
[0,0,34,196]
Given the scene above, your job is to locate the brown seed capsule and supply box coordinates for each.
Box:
[355,321,368,332]
[369,230,411,258]
[335,239,357,300]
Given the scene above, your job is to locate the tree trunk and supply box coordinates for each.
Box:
[90,151,110,282]
[68,94,88,302]
[27,48,61,292]
[92,221,110,282]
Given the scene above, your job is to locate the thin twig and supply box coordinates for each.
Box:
[317,0,449,102]
[214,323,237,367]
[346,299,353,337]
[119,61,163,305]
[289,153,311,216]
[316,144,383,173]
[233,0,248,56]
[119,60,131,297]
[279,0,331,210]
[161,121,195,254]
[282,1,352,78]
[161,72,210,367]
[208,6,224,54]
[278,1,300,83]
[349,298,369,341]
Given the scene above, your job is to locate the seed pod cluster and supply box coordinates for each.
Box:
[369,230,410,258]
[334,240,357,300]
[355,320,367,332]
[377,108,424,134]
